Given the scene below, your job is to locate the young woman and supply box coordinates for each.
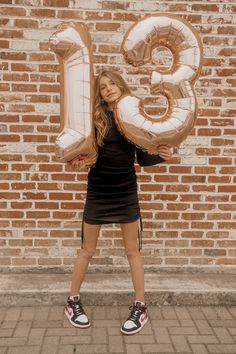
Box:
[65,69,173,335]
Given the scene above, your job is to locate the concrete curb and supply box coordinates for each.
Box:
[1,272,236,306]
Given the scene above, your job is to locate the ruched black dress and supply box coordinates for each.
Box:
[84,110,140,225]
[82,110,165,249]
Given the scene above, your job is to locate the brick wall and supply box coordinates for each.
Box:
[0,0,235,272]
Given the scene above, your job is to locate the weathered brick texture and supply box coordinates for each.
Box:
[0,0,235,271]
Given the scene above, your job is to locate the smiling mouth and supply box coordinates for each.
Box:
[107,93,116,98]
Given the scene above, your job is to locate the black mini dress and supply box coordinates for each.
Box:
[84,110,140,226]
[82,110,165,250]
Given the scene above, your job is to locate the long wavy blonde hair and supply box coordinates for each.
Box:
[94,69,131,146]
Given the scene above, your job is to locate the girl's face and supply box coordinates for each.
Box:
[99,76,122,107]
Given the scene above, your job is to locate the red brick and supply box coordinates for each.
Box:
[57,9,83,19]
[11,182,36,190]
[34,240,57,246]
[43,0,69,6]
[29,53,55,61]
[61,202,84,209]
[0,211,24,218]
[12,84,37,92]
[38,164,62,172]
[191,240,214,247]
[39,64,59,73]
[209,157,233,165]
[37,183,58,190]
[181,231,204,238]
[22,115,47,123]
[218,185,236,193]
[85,11,112,20]
[0,173,21,181]
[9,104,35,112]
[191,222,215,229]
[35,202,59,209]
[23,135,47,142]
[0,39,9,48]
[165,258,188,265]
[206,195,229,202]
[0,164,8,171]
[52,212,76,219]
[101,1,129,10]
[14,19,38,28]
[26,211,50,218]
[208,176,231,183]
[25,155,49,163]
[30,8,55,17]
[206,231,229,239]
[26,95,51,103]
[50,230,74,238]
[12,258,37,265]
[49,193,72,200]
[23,192,46,199]
[0,258,10,265]
[11,202,32,209]
[0,83,10,91]
[3,73,29,81]
[192,4,219,12]
[207,213,231,220]
[0,134,20,142]
[212,138,234,146]
[140,184,163,191]
[23,230,48,238]
[0,183,9,189]
[12,220,36,227]
[218,26,235,35]
[216,258,236,265]
[0,6,26,16]
[12,164,34,171]
[38,258,61,265]
[30,73,57,83]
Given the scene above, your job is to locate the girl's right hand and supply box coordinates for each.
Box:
[67,155,86,170]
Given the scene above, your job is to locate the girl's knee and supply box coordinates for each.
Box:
[125,248,140,259]
[80,247,96,260]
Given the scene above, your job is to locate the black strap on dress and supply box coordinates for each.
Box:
[81,214,84,249]
[138,216,143,251]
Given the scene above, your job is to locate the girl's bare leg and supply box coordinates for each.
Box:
[120,220,145,302]
[70,222,101,296]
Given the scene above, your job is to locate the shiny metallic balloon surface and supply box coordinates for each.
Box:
[114,14,203,150]
[50,22,97,166]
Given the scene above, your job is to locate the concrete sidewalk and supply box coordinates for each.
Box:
[0,271,236,306]
[0,304,236,353]
[0,271,236,353]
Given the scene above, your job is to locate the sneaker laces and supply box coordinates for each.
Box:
[127,303,144,322]
[69,299,85,317]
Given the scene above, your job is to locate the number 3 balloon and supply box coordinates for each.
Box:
[114,14,203,149]
[50,22,97,166]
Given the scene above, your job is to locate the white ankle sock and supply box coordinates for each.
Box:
[135,300,146,306]
[69,294,80,301]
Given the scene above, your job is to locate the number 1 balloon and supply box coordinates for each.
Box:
[114,14,203,150]
[50,22,97,166]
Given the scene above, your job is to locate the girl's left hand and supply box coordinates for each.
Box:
[147,144,173,160]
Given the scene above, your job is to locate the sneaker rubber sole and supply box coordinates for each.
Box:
[65,309,91,329]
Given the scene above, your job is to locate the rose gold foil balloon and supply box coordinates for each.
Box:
[114,14,203,149]
[50,22,97,166]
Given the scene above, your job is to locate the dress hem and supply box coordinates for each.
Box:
[83,216,140,225]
